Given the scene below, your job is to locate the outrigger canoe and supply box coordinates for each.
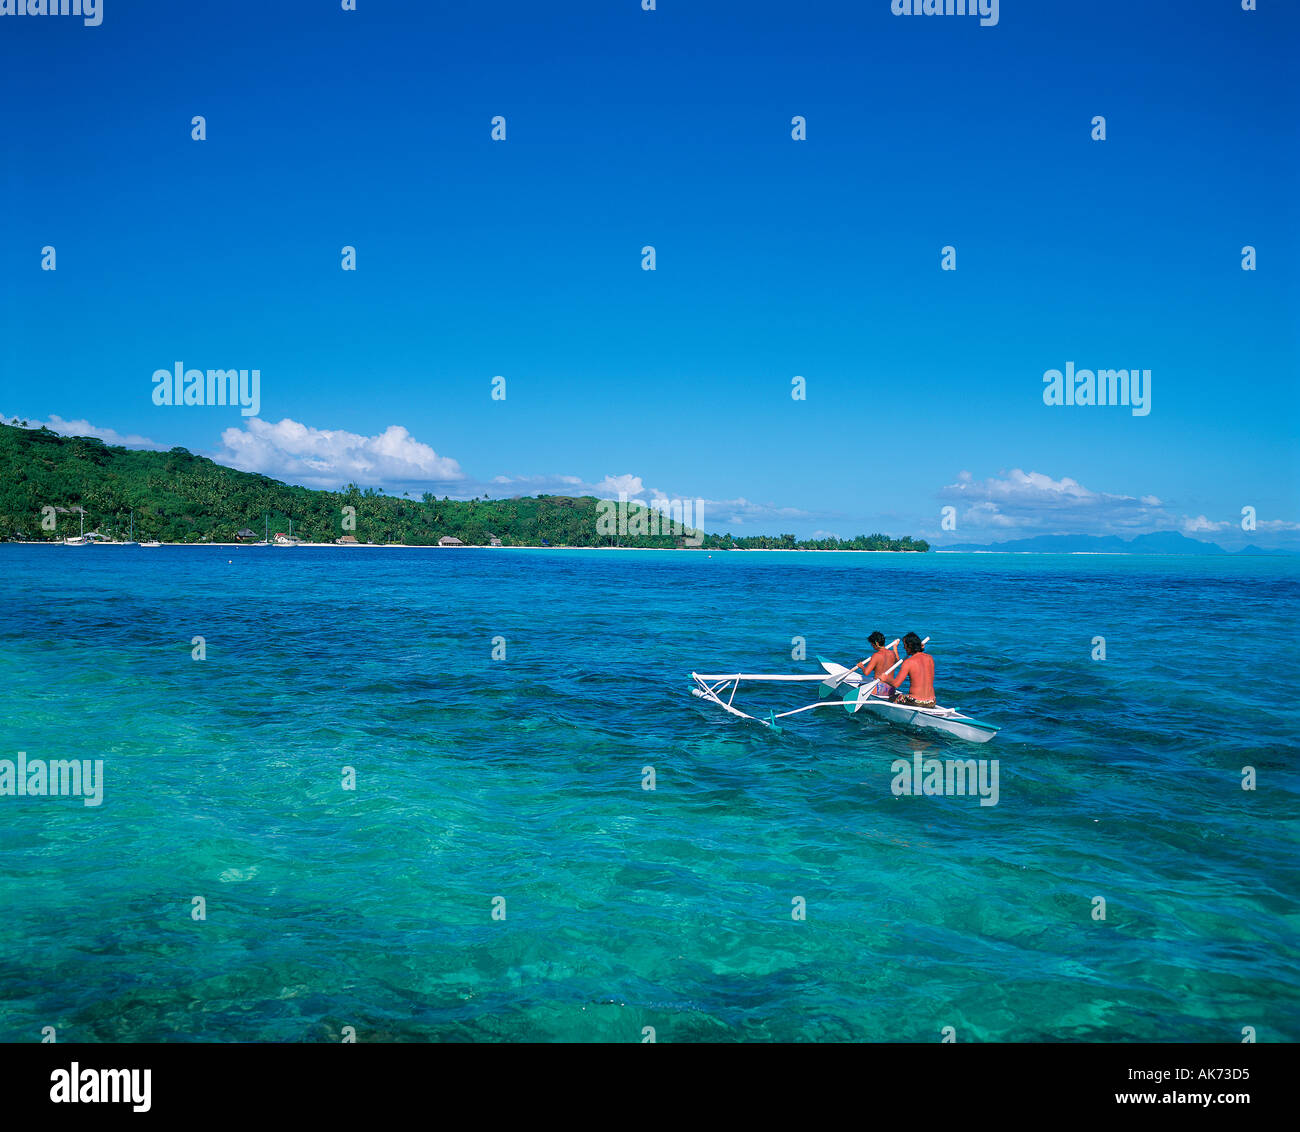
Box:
[689,641,999,744]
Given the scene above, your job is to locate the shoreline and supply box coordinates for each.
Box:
[3,541,928,553]
[4,542,1290,556]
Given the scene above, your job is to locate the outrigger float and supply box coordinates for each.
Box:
[690,637,1000,744]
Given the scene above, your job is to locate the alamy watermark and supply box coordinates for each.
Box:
[0,0,102,26]
[891,0,999,27]
[891,752,999,806]
[152,362,260,416]
[50,1063,150,1112]
[1042,362,1151,417]
[596,493,705,546]
[1,752,104,807]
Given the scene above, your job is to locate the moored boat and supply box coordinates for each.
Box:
[64,510,89,546]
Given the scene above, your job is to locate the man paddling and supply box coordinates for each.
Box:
[881,632,936,707]
[854,632,898,699]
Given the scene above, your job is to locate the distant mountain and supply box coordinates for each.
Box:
[939,531,1227,554]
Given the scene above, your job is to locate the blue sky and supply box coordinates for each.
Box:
[1,0,1296,546]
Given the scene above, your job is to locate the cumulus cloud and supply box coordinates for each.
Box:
[2,412,166,450]
[597,473,649,497]
[1182,515,1232,533]
[485,472,659,499]
[476,472,816,529]
[962,500,1021,528]
[652,496,811,532]
[938,468,1167,534]
[216,418,463,490]
[931,468,1300,545]
[481,472,626,498]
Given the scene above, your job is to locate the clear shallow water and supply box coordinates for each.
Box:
[0,546,1297,1042]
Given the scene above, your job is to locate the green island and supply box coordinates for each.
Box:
[0,422,930,551]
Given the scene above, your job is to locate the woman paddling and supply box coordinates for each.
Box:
[854,632,899,698]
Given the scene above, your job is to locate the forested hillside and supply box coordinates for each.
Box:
[0,423,928,550]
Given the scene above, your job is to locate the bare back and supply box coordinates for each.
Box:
[866,646,897,679]
[894,652,935,701]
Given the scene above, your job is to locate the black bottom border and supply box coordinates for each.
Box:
[0,1041,1290,1119]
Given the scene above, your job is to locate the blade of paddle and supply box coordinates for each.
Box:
[823,638,899,692]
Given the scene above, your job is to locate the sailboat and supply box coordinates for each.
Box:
[64,510,89,546]
[253,515,271,546]
[121,511,139,547]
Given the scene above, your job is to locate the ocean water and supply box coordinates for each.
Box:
[0,545,1297,1043]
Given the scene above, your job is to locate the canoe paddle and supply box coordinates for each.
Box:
[822,637,900,695]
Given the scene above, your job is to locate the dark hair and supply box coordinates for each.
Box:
[903,632,925,655]
[868,631,886,648]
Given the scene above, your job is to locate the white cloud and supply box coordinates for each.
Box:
[937,468,1166,534]
[688,495,814,529]
[931,468,1299,544]
[2,412,165,450]
[597,474,647,497]
[1182,515,1232,533]
[479,472,629,498]
[944,468,1100,505]
[216,418,463,490]
[468,472,818,531]
[489,473,583,488]
[963,500,1022,528]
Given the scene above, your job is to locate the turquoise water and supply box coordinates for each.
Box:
[1,546,1297,1042]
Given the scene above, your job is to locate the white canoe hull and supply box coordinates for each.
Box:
[818,660,999,743]
[849,694,999,743]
